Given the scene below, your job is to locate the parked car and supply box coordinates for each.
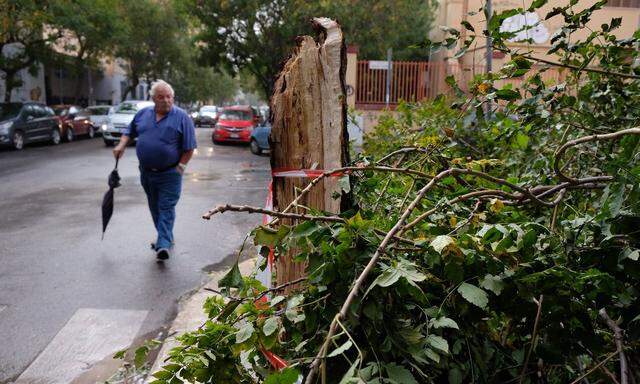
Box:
[250,123,271,155]
[102,100,154,146]
[212,106,261,144]
[0,102,62,150]
[193,105,218,128]
[86,105,112,136]
[51,104,97,141]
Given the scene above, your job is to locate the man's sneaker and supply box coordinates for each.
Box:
[156,248,170,260]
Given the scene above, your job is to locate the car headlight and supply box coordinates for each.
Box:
[0,121,12,135]
[101,123,108,131]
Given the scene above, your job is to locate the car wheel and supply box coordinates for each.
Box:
[12,131,24,150]
[51,128,61,145]
[66,127,75,142]
[104,139,114,147]
[88,126,95,139]
[250,139,262,155]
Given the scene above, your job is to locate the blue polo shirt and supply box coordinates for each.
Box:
[124,106,197,170]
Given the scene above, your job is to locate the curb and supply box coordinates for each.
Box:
[146,257,258,380]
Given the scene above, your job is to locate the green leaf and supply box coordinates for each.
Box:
[430,235,460,255]
[495,88,521,101]
[153,370,175,380]
[426,334,449,353]
[457,283,489,309]
[328,340,353,357]
[480,274,505,295]
[448,367,464,384]
[219,262,244,290]
[430,317,460,330]
[254,225,291,247]
[514,132,529,149]
[528,0,548,11]
[265,367,301,384]
[113,349,126,359]
[385,363,419,384]
[235,322,254,344]
[425,348,440,363]
[263,316,279,336]
[134,346,148,368]
[338,358,360,384]
[461,20,475,32]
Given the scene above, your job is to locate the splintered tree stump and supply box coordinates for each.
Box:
[270,17,349,288]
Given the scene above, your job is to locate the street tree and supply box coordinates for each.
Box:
[50,0,121,104]
[0,0,61,102]
[187,0,438,98]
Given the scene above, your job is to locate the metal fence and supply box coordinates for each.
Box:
[355,60,567,109]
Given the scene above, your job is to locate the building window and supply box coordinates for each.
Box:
[606,0,640,7]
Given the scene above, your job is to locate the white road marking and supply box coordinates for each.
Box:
[15,308,148,384]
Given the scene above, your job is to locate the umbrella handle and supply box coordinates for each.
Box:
[115,157,119,170]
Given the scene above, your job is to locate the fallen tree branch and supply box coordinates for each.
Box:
[305,168,456,384]
[554,127,640,183]
[203,204,345,223]
[519,295,544,384]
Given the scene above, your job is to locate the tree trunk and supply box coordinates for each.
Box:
[270,17,350,288]
[3,70,19,102]
[121,76,139,102]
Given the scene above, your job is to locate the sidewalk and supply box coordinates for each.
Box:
[146,257,258,378]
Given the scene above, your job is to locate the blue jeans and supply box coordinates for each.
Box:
[140,166,182,250]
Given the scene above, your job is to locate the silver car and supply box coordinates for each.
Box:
[86,105,112,136]
[102,100,154,146]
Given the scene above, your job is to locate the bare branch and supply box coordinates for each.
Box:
[554,128,640,183]
[203,204,345,223]
[599,309,629,384]
[519,295,544,384]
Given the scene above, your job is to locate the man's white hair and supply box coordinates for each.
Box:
[149,79,174,97]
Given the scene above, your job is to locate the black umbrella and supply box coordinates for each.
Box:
[101,158,121,239]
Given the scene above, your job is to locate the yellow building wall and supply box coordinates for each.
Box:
[436,0,640,68]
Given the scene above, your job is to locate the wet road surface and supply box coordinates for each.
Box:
[0,129,270,382]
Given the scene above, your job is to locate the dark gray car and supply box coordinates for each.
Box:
[0,102,61,150]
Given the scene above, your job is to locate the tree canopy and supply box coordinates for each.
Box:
[187,0,438,98]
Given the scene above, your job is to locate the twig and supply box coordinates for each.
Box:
[203,204,345,223]
[519,295,544,384]
[599,308,629,384]
[254,276,308,302]
[376,147,430,165]
[272,165,433,226]
[521,54,640,80]
[569,352,619,384]
[373,153,407,211]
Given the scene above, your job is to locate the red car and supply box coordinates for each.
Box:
[212,106,261,144]
[51,104,97,142]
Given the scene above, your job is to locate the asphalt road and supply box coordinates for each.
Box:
[0,130,270,382]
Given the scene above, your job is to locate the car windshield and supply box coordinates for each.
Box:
[0,103,22,121]
[88,106,109,115]
[200,106,216,112]
[115,103,144,114]
[219,109,252,121]
[53,107,68,116]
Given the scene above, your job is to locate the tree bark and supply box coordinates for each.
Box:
[270,17,349,287]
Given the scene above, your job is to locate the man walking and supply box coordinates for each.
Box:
[113,80,197,260]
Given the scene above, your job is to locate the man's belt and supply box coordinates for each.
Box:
[141,163,178,173]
